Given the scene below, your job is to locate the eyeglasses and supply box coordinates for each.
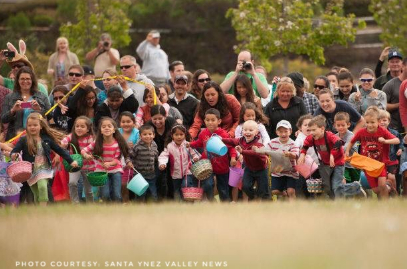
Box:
[120,65,133,70]
[198,78,211,83]
[11,63,25,69]
[69,72,82,77]
[19,78,32,82]
[53,96,64,101]
[314,84,326,90]
[360,78,373,83]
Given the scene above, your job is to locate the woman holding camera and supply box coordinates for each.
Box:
[1,67,50,140]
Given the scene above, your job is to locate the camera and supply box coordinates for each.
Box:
[103,41,110,47]
[241,61,252,71]
[2,50,15,59]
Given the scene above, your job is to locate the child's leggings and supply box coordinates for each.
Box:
[69,171,93,203]
[30,179,49,203]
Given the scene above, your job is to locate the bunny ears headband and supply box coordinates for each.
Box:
[5,40,34,71]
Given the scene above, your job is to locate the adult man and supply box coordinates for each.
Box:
[168,60,185,92]
[119,55,154,107]
[382,58,407,133]
[167,74,199,129]
[374,50,403,90]
[85,33,120,88]
[136,30,170,86]
[287,72,319,115]
[220,50,269,98]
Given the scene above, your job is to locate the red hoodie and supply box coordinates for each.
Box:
[189,128,237,174]
[223,135,268,171]
[301,131,344,166]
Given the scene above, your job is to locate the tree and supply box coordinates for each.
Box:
[227,0,365,71]
[59,0,132,61]
[369,0,407,54]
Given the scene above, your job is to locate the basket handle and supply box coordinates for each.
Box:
[185,174,199,188]
[70,143,79,154]
[12,153,21,162]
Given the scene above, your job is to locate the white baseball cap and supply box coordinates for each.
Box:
[276,120,292,130]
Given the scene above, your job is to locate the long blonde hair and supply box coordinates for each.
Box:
[26,112,65,155]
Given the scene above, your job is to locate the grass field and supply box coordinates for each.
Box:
[1,200,406,269]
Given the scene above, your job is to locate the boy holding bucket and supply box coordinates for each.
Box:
[298,115,365,199]
[223,120,269,201]
[187,109,237,202]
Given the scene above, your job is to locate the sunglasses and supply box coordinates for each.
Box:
[53,96,64,101]
[314,84,326,90]
[69,72,82,77]
[11,63,26,69]
[198,78,211,83]
[360,78,373,83]
[120,65,133,70]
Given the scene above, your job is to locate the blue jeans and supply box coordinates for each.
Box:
[242,168,270,200]
[208,173,230,202]
[138,174,158,202]
[173,175,194,201]
[194,176,214,201]
[100,172,122,202]
[319,165,362,199]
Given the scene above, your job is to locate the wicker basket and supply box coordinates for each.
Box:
[182,178,203,201]
[191,159,212,180]
[306,179,323,193]
[87,172,108,186]
[7,154,32,183]
[63,144,83,172]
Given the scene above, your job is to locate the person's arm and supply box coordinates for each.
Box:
[259,124,271,146]
[189,133,204,149]
[188,112,203,140]
[222,138,239,147]
[220,69,240,94]
[158,147,169,167]
[1,94,18,124]
[136,39,150,60]
[252,72,269,99]
[48,138,74,164]
[107,48,119,66]
[47,53,55,76]
[85,42,104,62]
[227,95,241,138]
[386,102,399,112]
[348,93,362,114]
[352,117,365,135]
[375,47,390,78]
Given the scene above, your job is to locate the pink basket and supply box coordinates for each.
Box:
[7,155,32,183]
[181,177,203,201]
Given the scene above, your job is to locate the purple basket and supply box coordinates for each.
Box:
[0,193,20,206]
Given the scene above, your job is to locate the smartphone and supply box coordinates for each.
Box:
[21,102,32,109]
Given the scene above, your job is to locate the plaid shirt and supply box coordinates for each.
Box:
[302,92,320,115]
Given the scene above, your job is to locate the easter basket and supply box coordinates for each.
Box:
[182,176,203,201]
[306,178,323,193]
[187,148,212,180]
[7,154,32,183]
[63,143,83,172]
[86,155,107,186]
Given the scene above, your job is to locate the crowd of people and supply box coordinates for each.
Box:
[0,32,406,206]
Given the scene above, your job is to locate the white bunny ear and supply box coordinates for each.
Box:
[6,42,18,53]
[19,40,26,55]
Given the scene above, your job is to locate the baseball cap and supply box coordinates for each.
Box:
[175,74,188,84]
[83,65,94,76]
[276,120,292,130]
[150,30,160,38]
[388,50,403,60]
[286,72,304,88]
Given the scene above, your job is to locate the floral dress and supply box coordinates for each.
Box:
[27,141,54,186]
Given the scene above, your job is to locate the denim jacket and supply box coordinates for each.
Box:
[10,134,73,166]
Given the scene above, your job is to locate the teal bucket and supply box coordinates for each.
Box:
[206,135,227,156]
[360,171,371,190]
[127,173,149,196]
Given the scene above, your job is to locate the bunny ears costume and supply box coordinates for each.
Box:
[5,40,34,70]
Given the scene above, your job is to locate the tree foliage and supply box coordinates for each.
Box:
[369,0,407,54]
[59,0,132,61]
[227,0,365,66]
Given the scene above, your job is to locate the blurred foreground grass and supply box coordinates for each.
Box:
[1,200,406,269]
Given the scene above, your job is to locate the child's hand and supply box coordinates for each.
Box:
[126,161,134,169]
[52,155,60,166]
[235,145,243,154]
[397,149,403,156]
[230,157,237,167]
[345,149,350,158]
[252,146,259,152]
[159,164,166,170]
[71,161,78,168]
[82,153,93,160]
[193,157,199,162]
[102,162,110,169]
[378,137,386,144]
[297,154,305,165]
[238,154,243,163]
[185,142,190,148]
[11,153,18,161]
[329,154,335,167]
[354,91,361,102]
[127,141,134,148]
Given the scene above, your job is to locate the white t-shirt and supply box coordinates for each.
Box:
[94,48,120,77]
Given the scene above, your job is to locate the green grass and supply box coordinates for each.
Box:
[1,200,406,269]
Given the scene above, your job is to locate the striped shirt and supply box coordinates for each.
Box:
[267,138,299,179]
[61,134,95,171]
[82,139,123,173]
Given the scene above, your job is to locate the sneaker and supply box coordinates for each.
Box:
[355,181,367,198]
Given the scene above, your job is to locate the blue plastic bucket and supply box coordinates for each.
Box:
[206,135,227,156]
[127,173,149,196]
[360,171,371,190]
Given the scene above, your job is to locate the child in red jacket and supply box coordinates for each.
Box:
[223,120,269,200]
[188,109,237,201]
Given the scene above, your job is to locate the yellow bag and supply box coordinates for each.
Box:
[345,153,385,178]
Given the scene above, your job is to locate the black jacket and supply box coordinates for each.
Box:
[94,90,139,128]
[264,96,307,139]
[167,94,199,130]
[10,134,74,166]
